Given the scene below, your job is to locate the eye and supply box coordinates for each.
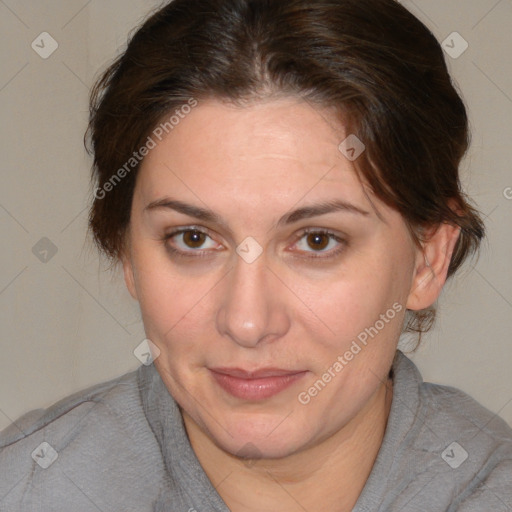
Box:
[163,227,220,257]
[291,229,346,259]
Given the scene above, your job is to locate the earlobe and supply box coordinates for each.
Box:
[122,253,139,301]
[406,222,460,311]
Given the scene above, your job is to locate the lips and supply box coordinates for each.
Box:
[209,367,307,401]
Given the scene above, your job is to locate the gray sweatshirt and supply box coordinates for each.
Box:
[1,351,511,511]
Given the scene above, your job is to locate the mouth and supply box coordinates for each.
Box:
[209,367,308,401]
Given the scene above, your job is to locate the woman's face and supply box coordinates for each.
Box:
[123,97,423,459]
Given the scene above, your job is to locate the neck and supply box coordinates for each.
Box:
[183,378,393,512]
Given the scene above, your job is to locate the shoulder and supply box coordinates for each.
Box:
[417,370,512,440]
[0,367,168,511]
[1,369,138,446]
[419,370,512,508]
[388,352,512,509]
[414,359,512,458]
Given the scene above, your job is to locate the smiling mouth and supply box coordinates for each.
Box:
[209,367,308,400]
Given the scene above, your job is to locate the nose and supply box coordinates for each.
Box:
[216,251,290,348]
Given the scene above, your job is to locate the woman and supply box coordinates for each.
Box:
[1,0,511,510]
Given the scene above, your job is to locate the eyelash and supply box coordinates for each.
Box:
[161,226,347,261]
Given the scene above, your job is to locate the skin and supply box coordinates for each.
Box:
[122,97,460,511]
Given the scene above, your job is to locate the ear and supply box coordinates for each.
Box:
[121,250,138,301]
[406,222,460,311]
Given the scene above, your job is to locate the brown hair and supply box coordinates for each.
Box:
[86,0,485,334]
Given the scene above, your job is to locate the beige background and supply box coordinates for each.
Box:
[0,0,511,431]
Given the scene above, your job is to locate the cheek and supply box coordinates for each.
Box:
[130,247,215,353]
[296,249,411,393]
[311,261,405,343]
[296,264,406,416]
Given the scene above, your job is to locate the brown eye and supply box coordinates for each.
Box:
[306,232,330,251]
[292,230,346,259]
[163,228,218,256]
[182,230,207,248]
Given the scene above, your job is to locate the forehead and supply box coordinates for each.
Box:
[135,98,375,217]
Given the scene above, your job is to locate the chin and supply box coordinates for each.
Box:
[206,410,318,461]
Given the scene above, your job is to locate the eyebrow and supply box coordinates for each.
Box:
[144,197,370,229]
